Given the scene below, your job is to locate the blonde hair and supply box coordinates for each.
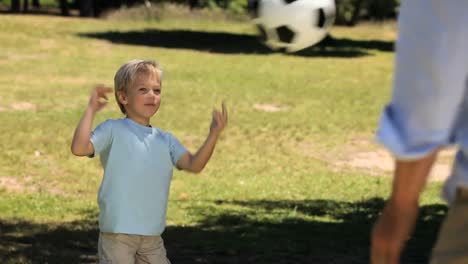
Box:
[114,59,163,114]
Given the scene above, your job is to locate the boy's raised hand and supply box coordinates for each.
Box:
[89,84,113,112]
[210,102,228,135]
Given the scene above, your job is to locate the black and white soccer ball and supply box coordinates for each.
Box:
[249,0,336,52]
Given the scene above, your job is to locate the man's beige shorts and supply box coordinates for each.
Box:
[98,232,171,264]
[431,187,468,264]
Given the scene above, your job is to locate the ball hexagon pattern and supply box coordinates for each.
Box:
[249,0,336,52]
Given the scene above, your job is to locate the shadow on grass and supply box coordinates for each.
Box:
[79,29,394,58]
[0,198,445,264]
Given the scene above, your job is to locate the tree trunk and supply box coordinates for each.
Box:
[11,0,20,12]
[59,0,70,16]
[23,0,29,13]
[189,0,199,9]
[32,0,40,8]
[80,0,94,17]
[349,0,362,26]
[126,0,138,7]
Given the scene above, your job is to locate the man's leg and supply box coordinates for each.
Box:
[371,151,438,263]
[431,151,468,263]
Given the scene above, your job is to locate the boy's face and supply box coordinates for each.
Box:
[118,71,162,126]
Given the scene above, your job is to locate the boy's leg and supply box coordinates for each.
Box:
[135,235,171,264]
[430,185,468,264]
[98,232,139,264]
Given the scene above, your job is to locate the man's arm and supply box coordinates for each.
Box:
[71,85,112,156]
[177,103,228,173]
[371,150,438,264]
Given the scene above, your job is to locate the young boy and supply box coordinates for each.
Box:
[71,59,227,264]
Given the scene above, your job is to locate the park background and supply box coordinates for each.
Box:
[0,0,450,263]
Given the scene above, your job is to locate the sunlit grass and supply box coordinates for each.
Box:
[0,8,444,263]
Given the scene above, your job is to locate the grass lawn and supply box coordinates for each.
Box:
[0,5,447,263]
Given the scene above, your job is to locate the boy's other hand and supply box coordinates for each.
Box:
[89,84,113,112]
[210,102,228,136]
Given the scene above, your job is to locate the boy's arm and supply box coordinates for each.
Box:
[177,103,228,173]
[71,85,113,156]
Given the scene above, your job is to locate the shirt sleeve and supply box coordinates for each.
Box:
[90,120,113,158]
[376,104,449,161]
[168,133,188,166]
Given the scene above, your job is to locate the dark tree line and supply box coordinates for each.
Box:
[7,0,400,25]
[335,0,400,25]
[11,0,69,15]
[9,0,150,17]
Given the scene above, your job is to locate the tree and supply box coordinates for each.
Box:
[79,0,94,17]
[189,0,199,9]
[22,0,29,12]
[59,0,70,16]
[11,0,20,12]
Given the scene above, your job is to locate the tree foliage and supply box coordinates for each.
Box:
[4,0,401,24]
[335,0,400,25]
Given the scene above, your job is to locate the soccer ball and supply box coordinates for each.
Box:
[249,0,336,52]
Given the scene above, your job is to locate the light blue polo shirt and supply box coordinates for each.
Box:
[376,0,468,203]
[90,118,187,235]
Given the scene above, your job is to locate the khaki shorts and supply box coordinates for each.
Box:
[431,187,468,264]
[98,232,171,264]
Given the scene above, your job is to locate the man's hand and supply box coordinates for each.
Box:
[89,84,113,112]
[210,102,228,135]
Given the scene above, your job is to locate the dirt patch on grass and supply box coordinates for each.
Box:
[0,101,37,111]
[0,176,36,193]
[253,103,289,112]
[335,147,455,182]
[49,76,89,85]
[39,39,57,49]
[0,174,64,196]
[5,53,48,61]
[298,138,456,182]
[10,102,36,111]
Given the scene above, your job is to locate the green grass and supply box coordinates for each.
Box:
[0,7,446,264]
